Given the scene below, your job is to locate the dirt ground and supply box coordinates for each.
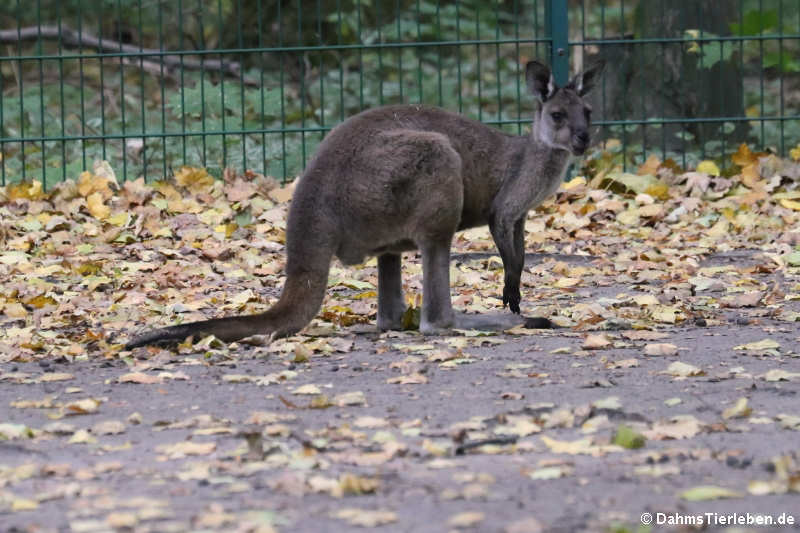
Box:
[2,249,799,533]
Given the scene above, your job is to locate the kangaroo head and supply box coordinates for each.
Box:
[525,60,605,156]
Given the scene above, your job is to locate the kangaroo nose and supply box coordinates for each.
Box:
[571,131,590,155]
[574,131,589,145]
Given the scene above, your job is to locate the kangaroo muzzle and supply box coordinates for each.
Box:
[571,131,590,155]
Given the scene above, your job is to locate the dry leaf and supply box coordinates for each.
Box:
[722,397,752,419]
[118,372,162,384]
[448,512,485,528]
[664,361,704,377]
[582,334,611,349]
[644,343,678,356]
[333,508,398,528]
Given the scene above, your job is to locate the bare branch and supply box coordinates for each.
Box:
[0,25,242,78]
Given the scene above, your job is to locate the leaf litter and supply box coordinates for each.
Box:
[2,145,800,530]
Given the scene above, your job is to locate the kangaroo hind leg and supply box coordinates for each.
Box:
[418,237,456,334]
[377,253,405,330]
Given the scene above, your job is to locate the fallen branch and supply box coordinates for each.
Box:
[0,25,241,78]
[454,436,518,455]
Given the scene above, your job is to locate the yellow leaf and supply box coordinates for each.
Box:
[25,294,57,309]
[780,198,800,211]
[214,222,238,237]
[7,180,46,201]
[644,182,670,201]
[86,192,111,220]
[106,212,129,226]
[174,166,214,192]
[696,160,720,176]
[722,397,752,419]
[731,143,758,166]
[78,170,113,199]
[790,144,800,161]
[12,498,39,511]
[680,485,743,501]
[562,176,586,190]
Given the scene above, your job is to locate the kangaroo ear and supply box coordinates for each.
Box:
[570,59,606,96]
[525,60,556,102]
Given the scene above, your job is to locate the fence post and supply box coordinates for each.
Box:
[545,0,569,86]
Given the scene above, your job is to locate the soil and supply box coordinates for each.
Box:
[2,250,799,533]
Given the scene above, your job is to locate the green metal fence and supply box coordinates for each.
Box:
[0,1,798,188]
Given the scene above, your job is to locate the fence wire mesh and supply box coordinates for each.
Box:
[0,1,797,187]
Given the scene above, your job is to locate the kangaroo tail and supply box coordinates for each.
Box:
[124,266,329,349]
[125,212,335,349]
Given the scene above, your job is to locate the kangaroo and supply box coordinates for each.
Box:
[125,60,605,349]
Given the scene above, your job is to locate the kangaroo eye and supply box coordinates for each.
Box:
[550,111,565,121]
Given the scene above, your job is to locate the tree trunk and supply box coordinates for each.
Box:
[584,0,745,155]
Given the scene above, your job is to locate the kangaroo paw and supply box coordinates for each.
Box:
[503,285,521,314]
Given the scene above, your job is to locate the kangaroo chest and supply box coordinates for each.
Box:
[505,145,571,217]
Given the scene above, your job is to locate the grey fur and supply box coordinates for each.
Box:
[125,60,605,348]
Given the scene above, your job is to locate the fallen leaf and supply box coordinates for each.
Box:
[644,343,678,356]
[526,466,572,480]
[734,338,780,352]
[722,397,752,419]
[664,361,704,377]
[387,373,428,385]
[118,372,162,384]
[86,192,111,220]
[333,391,367,407]
[64,398,101,415]
[333,508,397,528]
[292,384,322,395]
[762,369,800,382]
[92,420,127,435]
[696,160,721,176]
[612,425,646,449]
[156,441,216,458]
[582,334,611,349]
[679,485,742,501]
[448,512,485,528]
[644,415,703,440]
[37,372,74,382]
